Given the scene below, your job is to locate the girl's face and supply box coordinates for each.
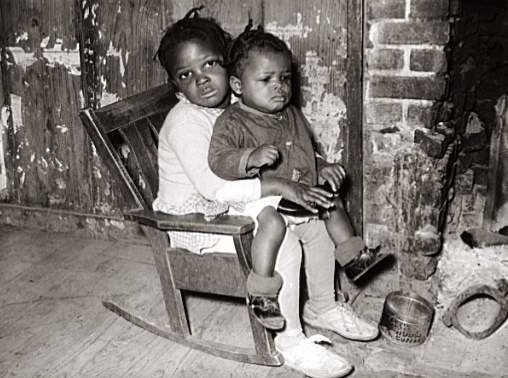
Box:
[170,39,230,109]
[230,50,292,114]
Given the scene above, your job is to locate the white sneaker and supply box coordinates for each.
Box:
[275,334,352,378]
[303,302,379,341]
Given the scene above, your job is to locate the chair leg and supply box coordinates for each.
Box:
[140,225,190,337]
[247,305,281,357]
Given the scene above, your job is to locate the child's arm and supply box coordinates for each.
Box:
[209,115,264,180]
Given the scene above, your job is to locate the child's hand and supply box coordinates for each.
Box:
[318,163,346,192]
[283,181,334,213]
[248,144,279,169]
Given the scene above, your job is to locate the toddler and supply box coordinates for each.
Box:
[208,24,391,287]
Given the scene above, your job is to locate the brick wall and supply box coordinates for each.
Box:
[363,0,452,283]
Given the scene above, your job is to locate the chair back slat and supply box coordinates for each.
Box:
[119,122,159,206]
[146,112,166,138]
[96,84,176,132]
[79,83,177,209]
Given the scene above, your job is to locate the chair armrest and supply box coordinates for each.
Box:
[124,209,255,235]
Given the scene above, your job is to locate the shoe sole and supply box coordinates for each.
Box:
[257,318,285,330]
[302,313,379,341]
[283,362,352,378]
[276,347,352,378]
[348,251,392,282]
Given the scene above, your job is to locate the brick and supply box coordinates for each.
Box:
[366,132,404,154]
[418,131,447,158]
[410,0,449,19]
[367,48,404,70]
[399,253,438,280]
[365,101,403,125]
[369,75,447,100]
[414,128,426,144]
[368,0,406,19]
[407,103,436,128]
[435,122,456,143]
[410,49,447,73]
[375,22,449,45]
[414,225,442,256]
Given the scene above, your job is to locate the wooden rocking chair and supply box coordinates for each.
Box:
[79,83,283,366]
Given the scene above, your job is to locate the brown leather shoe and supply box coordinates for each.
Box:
[248,294,286,330]
[344,246,392,282]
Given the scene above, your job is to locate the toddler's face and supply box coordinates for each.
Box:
[170,40,230,109]
[234,50,292,114]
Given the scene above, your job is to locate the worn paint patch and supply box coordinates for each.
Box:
[103,182,111,196]
[301,52,346,161]
[56,125,69,133]
[48,193,66,205]
[42,39,81,75]
[92,166,102,179]
[83,2,99,26]
[106,41,129,77]
[53,158,68,173]
[0,108,6,193]
[5,47,38,70]
[55,178,67,189]
[6,42,80,75]
[1,105,10,131]
[9,95,24,135]
[101,90,121,107]
[15,32,29,44]
[96,201,113,214]
[79,89,86,110]
[266,13,312,48]
[335,28,348,59]
[107,219,125,230]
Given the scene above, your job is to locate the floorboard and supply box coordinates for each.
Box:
[1,225,507,378]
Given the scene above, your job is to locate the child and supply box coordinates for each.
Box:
[154,7,289,331]
[208,23,391,284]
[154,9,377,377]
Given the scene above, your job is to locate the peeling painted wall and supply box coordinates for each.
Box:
[0,0,362,228]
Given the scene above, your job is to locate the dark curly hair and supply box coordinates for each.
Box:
[224,20,292,78]
[156,6,231,80]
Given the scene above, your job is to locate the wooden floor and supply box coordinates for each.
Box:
[1,225,507,378]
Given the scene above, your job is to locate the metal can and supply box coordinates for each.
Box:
[379,291,435,346]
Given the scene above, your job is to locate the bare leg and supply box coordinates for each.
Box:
[324,196,355,246]
[324,197,391,281]
[252,206,286,276]
[246,206,287,330]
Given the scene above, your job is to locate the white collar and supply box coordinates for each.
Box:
[176,92,228,117]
